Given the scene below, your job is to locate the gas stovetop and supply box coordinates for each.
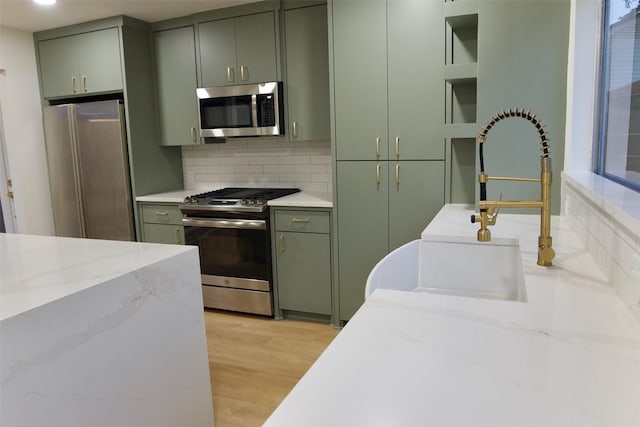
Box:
[180,187,300,213]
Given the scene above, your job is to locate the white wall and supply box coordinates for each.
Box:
[0,26,54,235]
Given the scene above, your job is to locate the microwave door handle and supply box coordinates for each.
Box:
[251,94,258,127]
[182,217,266,230]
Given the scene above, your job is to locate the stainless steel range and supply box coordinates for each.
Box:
[180,187,300,316]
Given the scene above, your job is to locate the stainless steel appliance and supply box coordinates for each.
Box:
[43,100,134,241]
[180,187,300,316]
[197,81,284,138]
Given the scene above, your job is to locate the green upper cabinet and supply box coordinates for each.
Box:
[153,26,200,146]
[38,28,123,99]
[199,12,278,87]
[332,0,444,161]
[283,4,330,142]
[333,0,387,160]
[387,0,444,160]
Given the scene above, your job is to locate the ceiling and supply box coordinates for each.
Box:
[0,0,261,32]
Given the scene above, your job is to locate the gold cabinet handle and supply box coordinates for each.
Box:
[190,127,197,142]
[7,191,14,199]
[291,217,310,223]
[375,137,381,158]
[240,64,248,81]
[279,234,285,253]
[395,163,400,184]
[395,137,400,157]
[155,210,169,216]
[81,75,87,92]
[227,66,235,83]
[175,227,182,244]
[71,76,77,93]
[292,121,298,138]
[376,163,381,184]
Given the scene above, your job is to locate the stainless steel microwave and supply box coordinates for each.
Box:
[197,81,284,138]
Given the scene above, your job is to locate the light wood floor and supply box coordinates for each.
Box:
[204,310,339,427]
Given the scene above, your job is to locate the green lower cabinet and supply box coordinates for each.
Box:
[272,208,333,319]
[139,203,184,244]
[142,223,184,244]
[276,231,331,315]
[336,160,444,321]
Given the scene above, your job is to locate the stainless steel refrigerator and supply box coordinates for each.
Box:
[43,100,134,241]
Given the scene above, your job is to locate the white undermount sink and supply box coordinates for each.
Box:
[417,235,527,302]
[365,235,527,302]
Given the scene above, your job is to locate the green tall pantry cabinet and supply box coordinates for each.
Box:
[330,0,446,321]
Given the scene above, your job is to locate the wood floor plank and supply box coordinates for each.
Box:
[205,310,339,427]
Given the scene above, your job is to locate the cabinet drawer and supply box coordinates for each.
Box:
[141,204,183,225]
[142,223,185,244]
[274,210,330,233]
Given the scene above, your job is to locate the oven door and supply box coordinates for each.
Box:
[183,216,273,315]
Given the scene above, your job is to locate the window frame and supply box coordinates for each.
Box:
[594,0,640,192]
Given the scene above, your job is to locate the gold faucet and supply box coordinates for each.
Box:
[471,108,555,267]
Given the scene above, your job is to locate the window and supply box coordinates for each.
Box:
[597,0,640,191]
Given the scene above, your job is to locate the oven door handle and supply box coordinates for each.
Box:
[182,217,266,230]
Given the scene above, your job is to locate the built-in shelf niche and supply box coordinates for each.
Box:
[448,79,477,124]
[450,137,476,204]
[446,13,478,65]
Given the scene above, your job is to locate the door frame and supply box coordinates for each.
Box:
[0,69,17,233]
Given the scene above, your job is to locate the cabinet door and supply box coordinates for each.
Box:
[199,18,238,86]
[276,231,331,314]
[333,0,388,160]
[284,5,330,141]
[154,26,199,146]
[336,161,389,320]
[388,160,445,250]
[235,12,278,84]
[387,0,444,160]
[77,28,123,95]
[38,36,80,98]
[143,223,185,244]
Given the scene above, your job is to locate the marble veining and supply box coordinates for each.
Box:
[264,204,640,427]
[1,234,214,427]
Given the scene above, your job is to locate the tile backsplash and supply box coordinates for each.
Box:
[562,172,640,324]
[182,138,332,192]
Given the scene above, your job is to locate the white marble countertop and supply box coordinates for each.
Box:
[267,191,332,208]
[0,233,196,321]
[264,204,640,426]
[136,188,333,208]
[135,189,199,204]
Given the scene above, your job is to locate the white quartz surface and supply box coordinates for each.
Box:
[1,233,194,321]
[264,204,640,427]
[1,234,214,426]
[135,189,200,203]
[267,191,332,208]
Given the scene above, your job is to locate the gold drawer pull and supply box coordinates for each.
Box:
[191,127,197,142]
[175,227,182,244]
[375,137,381,158]
[71,76,77,93]
[376,163,381,184]
[155,210,169,216]
[291,217,310,224]
[395,163,400,184]
[395,136,400,157]
[82,75,87,92]
[227,66,235,83]
[279,234,285,253]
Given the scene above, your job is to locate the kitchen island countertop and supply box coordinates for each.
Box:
[264,204,640,427]
[0,234,214,426]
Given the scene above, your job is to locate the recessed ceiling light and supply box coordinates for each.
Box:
[34,0,56,5]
